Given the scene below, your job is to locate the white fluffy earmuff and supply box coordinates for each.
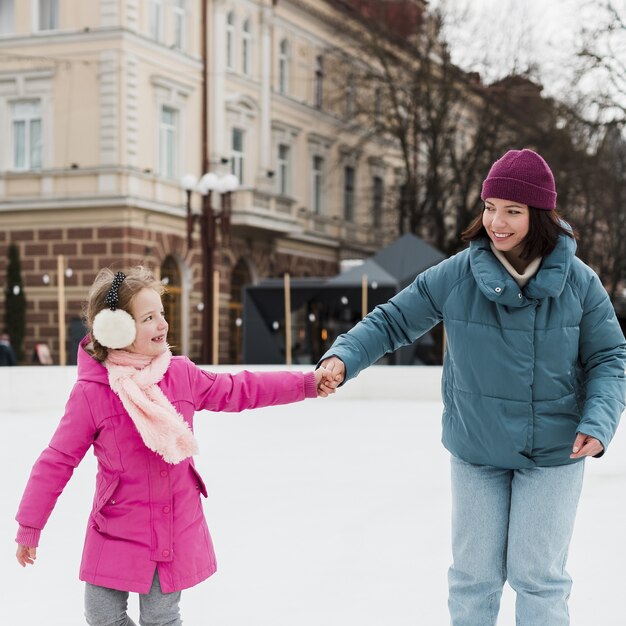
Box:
[91,271,137,349]
[92,307,136,349]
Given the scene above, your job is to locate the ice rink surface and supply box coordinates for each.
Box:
[2,368,625,625]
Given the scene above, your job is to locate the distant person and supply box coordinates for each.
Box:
[0,333,17,366]
[15,266,335,625]
[318,149,626,625]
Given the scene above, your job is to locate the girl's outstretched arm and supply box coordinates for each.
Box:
[186,360,319,412]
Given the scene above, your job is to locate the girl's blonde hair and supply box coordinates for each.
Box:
[84,266,164,362]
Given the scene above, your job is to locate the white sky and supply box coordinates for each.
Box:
[429,0,612,101]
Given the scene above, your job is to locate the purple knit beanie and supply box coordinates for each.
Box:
[481,149,557,210]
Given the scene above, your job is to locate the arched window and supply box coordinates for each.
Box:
[161,256,182,355]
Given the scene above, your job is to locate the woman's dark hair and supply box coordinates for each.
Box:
[461,206,578,260]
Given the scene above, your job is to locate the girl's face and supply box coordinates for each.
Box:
[125,288,169,356]
[482,198,530,257]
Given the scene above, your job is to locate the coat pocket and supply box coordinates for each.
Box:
[189,464,208,498]
[92,474,121,532]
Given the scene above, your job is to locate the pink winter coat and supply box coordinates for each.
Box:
[16,340,317,593]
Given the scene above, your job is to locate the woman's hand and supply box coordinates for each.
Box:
[16,545,36,567]
[570,432,604,459]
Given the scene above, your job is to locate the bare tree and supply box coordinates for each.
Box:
[577,1,626,124]
[324,3,515,254]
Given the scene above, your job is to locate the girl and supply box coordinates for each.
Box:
[319,149,626,625]
[16,266,332,626]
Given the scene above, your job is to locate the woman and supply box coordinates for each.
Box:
[319,149,626,625]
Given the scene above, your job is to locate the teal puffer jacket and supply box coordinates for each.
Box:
[322,234,626,469]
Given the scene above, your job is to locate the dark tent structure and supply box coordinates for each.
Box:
[242,234,446,364]
[371,233,446,288]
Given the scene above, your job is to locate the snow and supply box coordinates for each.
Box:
[2,367,625,625]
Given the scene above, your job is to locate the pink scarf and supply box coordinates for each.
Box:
[104,348,198,464]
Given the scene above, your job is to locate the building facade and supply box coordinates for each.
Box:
[0,0,413,364]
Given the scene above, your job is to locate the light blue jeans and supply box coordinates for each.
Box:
[448,455,584,626]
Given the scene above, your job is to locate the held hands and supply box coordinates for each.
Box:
[16,545,36,568]
[314,366,336,397]
[316,357,346,397]
[570,432,604,459]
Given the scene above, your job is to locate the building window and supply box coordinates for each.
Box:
[344,166,355,221]
[173,0,185,50]
[12,100,42,170]
[277,144,290,196]
[231,127,244,183]
[150,0,163,41]
[314,55,324,109]
[37,0,58,31]
[312,155,324,215]
[278,39,289,94]
[372,176,384,228]
[226,11,235,69]
[0,0,15,34]
[159,106,178,179]
[242,18,251,75]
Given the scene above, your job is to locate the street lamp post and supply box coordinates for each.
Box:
[182,172,239,364]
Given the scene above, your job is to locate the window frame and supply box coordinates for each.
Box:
[242,18,251,75]
[277,143,290,196]
[158,105,179,179]
[35,0,58,32]
[343,165,355,222]
[312,155,324,215]
[0,0,15,35]
[172,0,186,50]
[314,55,324,109]
[149,0,164,42]
[278,38,289,94]
[11,99,42,171]
[226,11,235,70]
[231,127,244,184]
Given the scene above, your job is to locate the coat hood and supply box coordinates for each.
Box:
[77,335,109,385]
[469,231,577,307]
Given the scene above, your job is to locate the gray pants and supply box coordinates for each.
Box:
[84,569,182,626]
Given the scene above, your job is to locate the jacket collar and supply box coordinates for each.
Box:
[469,232,576,307]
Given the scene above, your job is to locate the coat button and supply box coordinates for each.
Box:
[163,506,170,513]
[162,549,170,557]
[160,470,168,477]
[494,287,502,293]
[110,499,116,504]
[518,293,523,299]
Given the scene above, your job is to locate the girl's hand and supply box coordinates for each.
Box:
[570,432,604,459]
[16,545,36,567]
[315,366,336,398]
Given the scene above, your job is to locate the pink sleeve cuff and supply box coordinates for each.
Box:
[303,371,318,399]
[16,525,41,548]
